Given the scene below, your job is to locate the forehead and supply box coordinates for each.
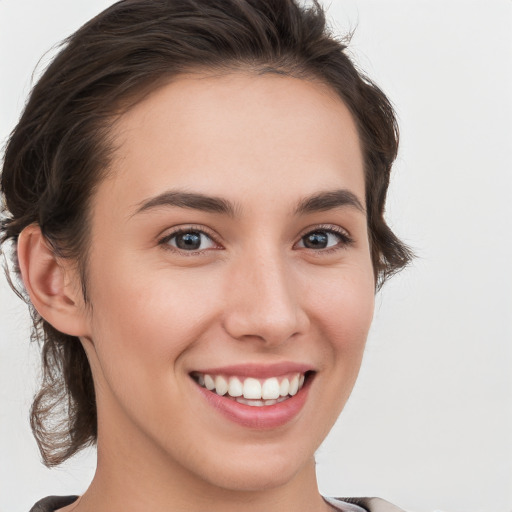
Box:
[101,72,365,216]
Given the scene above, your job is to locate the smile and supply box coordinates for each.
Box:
[192,373,307,407]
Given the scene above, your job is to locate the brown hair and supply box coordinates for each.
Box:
[0,0,412,467]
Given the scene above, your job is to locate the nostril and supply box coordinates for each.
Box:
[222,310,309,346]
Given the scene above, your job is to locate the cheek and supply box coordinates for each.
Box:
[83,264,225,432]
[307,264,375,343]
[87,262,224,367]
[299,264,374,438]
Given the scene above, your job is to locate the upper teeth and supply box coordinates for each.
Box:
[197,373,306,400]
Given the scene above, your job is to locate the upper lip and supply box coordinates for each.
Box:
[190,362,315,378]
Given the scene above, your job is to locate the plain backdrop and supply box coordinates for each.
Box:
[1,1,511,512]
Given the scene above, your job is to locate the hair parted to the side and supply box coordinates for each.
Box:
[0,0,412,467]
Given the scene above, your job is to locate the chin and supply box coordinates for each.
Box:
[205,458,309,493]
[175,441,315,494]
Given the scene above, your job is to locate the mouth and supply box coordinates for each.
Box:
[189,363,315,428]
[190,371,312,407]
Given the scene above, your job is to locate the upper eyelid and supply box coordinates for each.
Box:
[296,223,353,240]
[158,224,220,242]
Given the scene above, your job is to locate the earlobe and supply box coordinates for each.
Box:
[17,224,89,337]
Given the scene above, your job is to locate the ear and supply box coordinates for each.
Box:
[17,224,90,337]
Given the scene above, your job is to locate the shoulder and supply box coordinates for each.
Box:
[325,496,407,512]
[29,496,79,512]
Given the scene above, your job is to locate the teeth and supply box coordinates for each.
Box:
[204,374,215,391]
[261,377,280,399]
[196,372,307,402]
[235,397,283,407]
[289,374,299,396]
[215,375,228,396]
[228,377,243,397]
[238,398,264,407]
[243,378,261,399]
[279,378,290,397]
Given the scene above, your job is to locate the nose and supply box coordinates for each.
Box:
[222,248,310,346]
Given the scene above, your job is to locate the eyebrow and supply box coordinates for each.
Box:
[133,188,365,218]
[134,190,238,217]
[294,189,365,215]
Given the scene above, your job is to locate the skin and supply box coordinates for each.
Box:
[21,72,375,512]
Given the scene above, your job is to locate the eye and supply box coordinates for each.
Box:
[296,227,353,250]
[161,229,217,252]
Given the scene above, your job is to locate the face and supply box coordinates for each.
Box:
[79,72,375,494]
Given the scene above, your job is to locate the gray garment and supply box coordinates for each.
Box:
[325,496,406,512]
[29,496,79,512]
[30,495,406,511]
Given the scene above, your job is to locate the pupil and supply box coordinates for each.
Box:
[304,232,328,249]
[176,232,201,250]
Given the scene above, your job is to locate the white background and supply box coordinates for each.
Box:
[1,1,511,511]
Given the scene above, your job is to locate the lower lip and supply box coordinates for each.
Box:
[194,378,312,429]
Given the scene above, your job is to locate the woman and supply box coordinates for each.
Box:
[0,1,412,511]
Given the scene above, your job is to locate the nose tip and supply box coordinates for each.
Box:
[222,257,309,346]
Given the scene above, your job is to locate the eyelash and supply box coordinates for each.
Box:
[158,225,221,255]
[296,224,354,253]
[157,224,354,255]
